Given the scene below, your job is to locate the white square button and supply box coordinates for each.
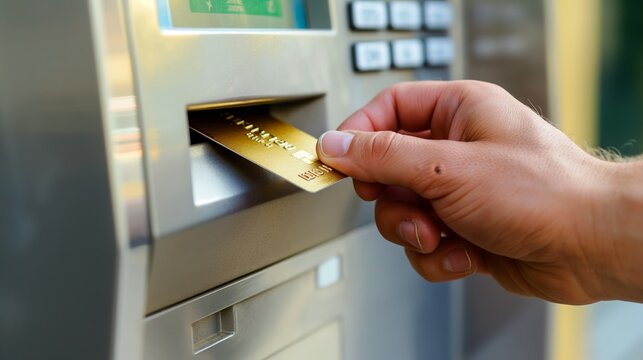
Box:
[350,1,389,30]
[424,1,453,30]
[392,39,425,68]
[353,41,391,71]
[389,1,422,30]
[426,37,454,66]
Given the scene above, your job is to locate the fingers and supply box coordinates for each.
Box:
[374,187,441,252]
[405,236,487,282]
[337,80,492,140]
[373,187,490,281]
[319,81,516,199]
[317,129,470,200]
[353,180,386,201]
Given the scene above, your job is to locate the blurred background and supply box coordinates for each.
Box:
[551,0,643,359]
[555,0,643,156]
[463,1,643,357]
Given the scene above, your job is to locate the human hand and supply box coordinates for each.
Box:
[317,80,643,304]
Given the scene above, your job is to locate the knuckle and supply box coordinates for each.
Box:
[488,83,508,96]
[389,81,411,96]
[362,131,401,165]
[462,80,506,96]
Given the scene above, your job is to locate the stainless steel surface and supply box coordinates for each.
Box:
[88,0,152,358]
[0,0,152,359]
[463,277,548,360]
[266,321,341,360]
[190,142,295,209]
[145,232,346,360]
[145,224,456,360]
[145,179,371,313]
[0,1,118,359]
[462,0,550,117]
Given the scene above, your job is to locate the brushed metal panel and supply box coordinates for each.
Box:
[266,322,341,360]
[145,236,346,360]
[462,0,550,116]
[88,0,153,358]
[146,178,370,313]
[0,1,117,359]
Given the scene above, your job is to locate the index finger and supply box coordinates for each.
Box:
[338,80,469,139]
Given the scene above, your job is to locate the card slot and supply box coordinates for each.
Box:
[189,109,345,193]
[187,95,341,215]
[190,141,296,210]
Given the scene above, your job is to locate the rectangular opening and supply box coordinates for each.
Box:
[192,306,236,354]
[186,95,326,217]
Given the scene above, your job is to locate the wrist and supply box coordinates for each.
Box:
[588,159,643,301]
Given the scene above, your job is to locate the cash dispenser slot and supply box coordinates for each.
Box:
[144,239,345,360]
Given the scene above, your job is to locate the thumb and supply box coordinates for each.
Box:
[317,130,467,199]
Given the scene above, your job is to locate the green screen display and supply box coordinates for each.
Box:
[189,0,283,17]
[159,0,331,30]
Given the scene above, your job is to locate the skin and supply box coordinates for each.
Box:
[316,80,643,305]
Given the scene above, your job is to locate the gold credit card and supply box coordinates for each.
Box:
[189,109,346,193]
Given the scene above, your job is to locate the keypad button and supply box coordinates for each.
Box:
[349,1,389,30]
[424,1,453,30]
[391,39,425,68]
[425,37,454,66]
[353,41,392,72]
[389,1,422,30]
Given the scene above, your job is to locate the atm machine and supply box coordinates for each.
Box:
[0,0,549,359]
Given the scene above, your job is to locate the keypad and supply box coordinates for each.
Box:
[349,1,454,72]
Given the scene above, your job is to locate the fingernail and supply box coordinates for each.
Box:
[398,220,423,251]
[442,248,472,273]
[319,131,354,158]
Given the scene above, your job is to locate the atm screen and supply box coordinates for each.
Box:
[160,0,331,30]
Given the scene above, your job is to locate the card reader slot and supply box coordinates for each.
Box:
[190,142,296,214]
[187,97,327,216]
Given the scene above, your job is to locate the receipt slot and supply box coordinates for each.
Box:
[1,0,549,359]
